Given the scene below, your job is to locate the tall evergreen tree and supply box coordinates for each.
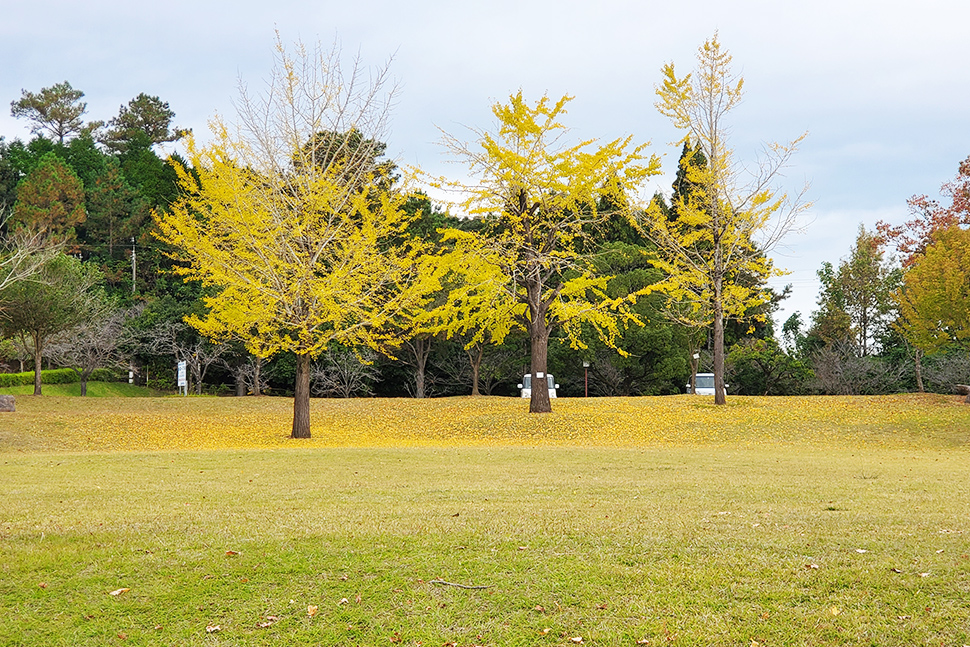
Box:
[10,82,97,144]
[103,93,187,152]
[808,225,900,357]
[11,152,86,245]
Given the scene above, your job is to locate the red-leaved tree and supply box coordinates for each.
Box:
[877,155,970,267]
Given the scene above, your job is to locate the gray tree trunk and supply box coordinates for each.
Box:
[713,294,726,406]
[529,325,551,413]
[292,353,312,438]
[32,334,42,396]
[467,344,483,397]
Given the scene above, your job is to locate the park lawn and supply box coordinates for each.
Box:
[0,381,165,399]
[1,394,968,645]
[1,392,969,453]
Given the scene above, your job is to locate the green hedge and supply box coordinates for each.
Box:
[0,368,117,387]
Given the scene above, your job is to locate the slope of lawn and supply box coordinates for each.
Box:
[1,394,968,646]
[0,381,164,398]
[1,392,968,453]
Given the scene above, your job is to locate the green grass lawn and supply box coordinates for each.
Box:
[0,381,165,398]
[1,395,968,645]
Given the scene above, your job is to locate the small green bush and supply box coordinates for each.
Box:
[0,372,36,387]
[91,368,120,382]
[40,368,81,385]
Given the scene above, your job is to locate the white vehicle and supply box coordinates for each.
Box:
[518,373,559,399]
[687,372,716,395]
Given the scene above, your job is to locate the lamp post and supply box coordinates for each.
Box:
[583,361,590,397]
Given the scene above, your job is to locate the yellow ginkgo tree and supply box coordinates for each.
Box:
[642,35,810,404]
[432,92,661,413]
[897,225,970,355]
[154,38,430,438]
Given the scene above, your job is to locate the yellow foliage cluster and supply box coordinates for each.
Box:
[6,394,968,454]
[898,225,970,353]
[155,131,427,361]
[428,91,662,356]
[648,36,804,303]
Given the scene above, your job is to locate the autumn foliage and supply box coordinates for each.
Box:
[877,155,970,266]
[11,152,85,243]
[897,226,970,353]
[881,156,970,356]
[7,393,967,453]
[643,36,808,404]
[431,92,660,413]
[154,38,431,438]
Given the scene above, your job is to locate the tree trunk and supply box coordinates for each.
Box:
[80,367,94,397]
[712,296,726,405]
[408,336,431,399]
[529,325,552,413]
[414,365,426,398]
[292,352,312,438]
[466,344,483,396]
[914,347,925,393]
[524,261,553,413]
[32,333,42,396]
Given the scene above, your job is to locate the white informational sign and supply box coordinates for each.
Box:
[177,361,187,388]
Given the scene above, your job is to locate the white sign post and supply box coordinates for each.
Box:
[177,361,187,396]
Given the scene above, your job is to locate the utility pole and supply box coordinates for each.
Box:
[129,237,137,386]
[131,237,136,295]
[130,236,138,386]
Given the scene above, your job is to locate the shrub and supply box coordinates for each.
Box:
[0,367,121,387]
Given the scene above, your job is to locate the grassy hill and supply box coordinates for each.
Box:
[0,381,166,398]
[0,392,967,454]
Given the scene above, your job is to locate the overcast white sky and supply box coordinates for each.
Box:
[2,0,968,331]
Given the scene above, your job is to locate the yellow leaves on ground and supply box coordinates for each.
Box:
[3,393,968,453]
